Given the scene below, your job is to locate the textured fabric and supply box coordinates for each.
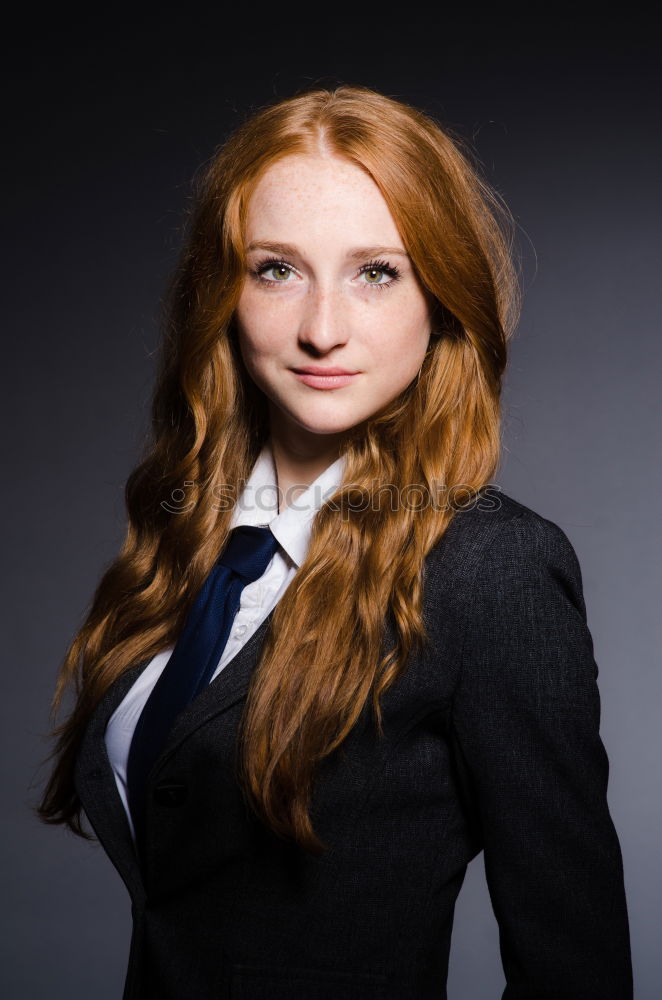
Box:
[74,491,633,999]
[126,525,279,855]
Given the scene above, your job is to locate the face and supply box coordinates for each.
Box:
[234,153,435,445]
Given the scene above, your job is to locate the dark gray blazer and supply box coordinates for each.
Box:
[74,489,633,999]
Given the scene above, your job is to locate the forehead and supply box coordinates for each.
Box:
[244,153,402,245]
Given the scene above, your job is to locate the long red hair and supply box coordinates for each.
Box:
[36,84,520,854]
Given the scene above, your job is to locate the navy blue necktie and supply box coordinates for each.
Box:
[126,524,279,854]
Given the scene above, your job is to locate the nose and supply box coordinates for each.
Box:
[297,283,350,355]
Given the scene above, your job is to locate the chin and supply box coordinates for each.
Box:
[293,419,359,436]
[286,407,368,437]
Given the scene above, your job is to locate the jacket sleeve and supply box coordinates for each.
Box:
[450,511,633,999]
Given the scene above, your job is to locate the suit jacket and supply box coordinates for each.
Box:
[73,490,633,999]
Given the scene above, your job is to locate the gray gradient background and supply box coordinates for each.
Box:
[4,11,660,999]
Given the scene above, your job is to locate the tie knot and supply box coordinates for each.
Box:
[218,524,279,583]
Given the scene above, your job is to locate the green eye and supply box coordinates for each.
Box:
[263,263,291,281]
[358,259,402,292]
[252,259,293,284]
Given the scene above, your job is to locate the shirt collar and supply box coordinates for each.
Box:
[229,441,346,568]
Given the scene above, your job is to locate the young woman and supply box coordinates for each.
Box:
[37,84,633,999]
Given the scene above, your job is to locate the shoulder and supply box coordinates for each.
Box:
[427,486,587,617]
[441,490,598,711]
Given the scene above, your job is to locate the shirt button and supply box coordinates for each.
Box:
[234,624,248,637]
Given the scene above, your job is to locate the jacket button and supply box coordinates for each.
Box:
[153,781,188,806]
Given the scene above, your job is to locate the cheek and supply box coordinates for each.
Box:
[235,306,288,365]
[365,310,429,367]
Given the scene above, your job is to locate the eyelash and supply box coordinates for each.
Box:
[249,256,403,292]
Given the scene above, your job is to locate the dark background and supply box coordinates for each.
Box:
[4,11,660,998]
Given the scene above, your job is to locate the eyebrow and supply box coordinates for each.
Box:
[245,240,410,261]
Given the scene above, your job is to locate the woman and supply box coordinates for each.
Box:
[37,84,633,999]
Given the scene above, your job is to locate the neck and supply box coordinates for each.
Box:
[268,422,346,514]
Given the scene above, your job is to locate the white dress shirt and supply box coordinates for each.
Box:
[104,441,346,841]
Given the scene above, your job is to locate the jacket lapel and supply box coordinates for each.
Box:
[73,610,276,900]
[155,608,276,770]
[155,603,400,771]
[74,659,150,903]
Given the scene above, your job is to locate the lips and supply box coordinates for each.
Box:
[291,367,360,376]
[291,368,361,390]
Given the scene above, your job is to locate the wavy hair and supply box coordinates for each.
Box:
[36,83,520,853]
